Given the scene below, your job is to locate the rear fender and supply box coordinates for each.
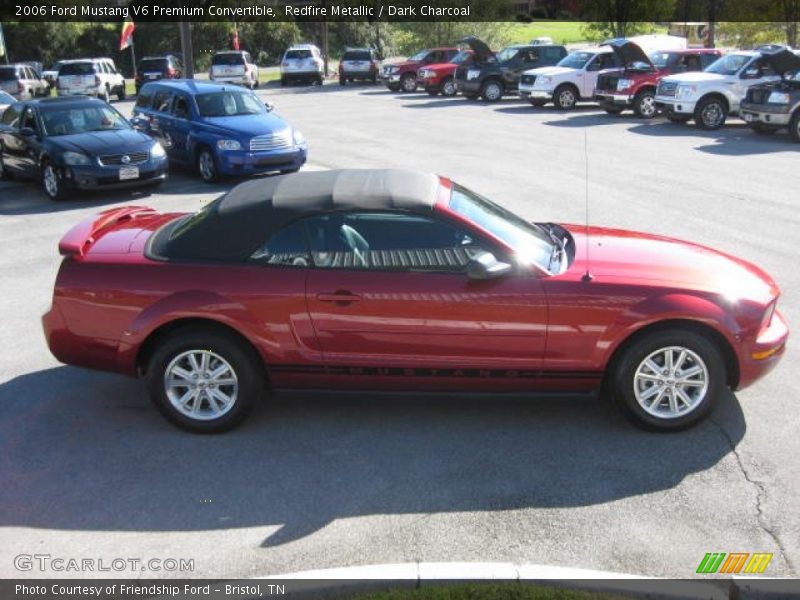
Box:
[118,290,268,374]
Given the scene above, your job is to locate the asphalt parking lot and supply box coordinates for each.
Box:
[1,82,798,579]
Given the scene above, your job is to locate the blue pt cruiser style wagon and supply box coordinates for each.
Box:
[132,80,307,183]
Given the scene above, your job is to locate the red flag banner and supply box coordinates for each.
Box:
[232,26,240,51]
[119,19,135,51]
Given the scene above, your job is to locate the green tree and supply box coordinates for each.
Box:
[577,0,676,40]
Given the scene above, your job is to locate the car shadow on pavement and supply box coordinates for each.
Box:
[627,121,799,156]
[0,365,746,548]
[496,105,599,116]
[541,112,656,128]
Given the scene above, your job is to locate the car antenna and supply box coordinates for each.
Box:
[581,130,593,283]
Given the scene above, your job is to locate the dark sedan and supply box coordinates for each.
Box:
[0,96,168,200]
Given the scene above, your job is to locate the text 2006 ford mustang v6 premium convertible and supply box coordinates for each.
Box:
[43,170,788,432]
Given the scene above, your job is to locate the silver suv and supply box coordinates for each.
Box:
[281,44,324,86]
[57,58,126,102]
[0,64,49,100]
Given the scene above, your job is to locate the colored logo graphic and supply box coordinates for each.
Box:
[697,552,773,574]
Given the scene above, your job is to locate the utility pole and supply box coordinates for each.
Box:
[179,21,195,78]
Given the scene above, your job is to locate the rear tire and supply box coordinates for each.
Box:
[146,327,263,433]
[117,85,126,101]
[611,329,725,431]
[603,106,624,114]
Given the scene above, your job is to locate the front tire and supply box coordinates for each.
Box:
[146,328,263,433]
[440,77,457,97]
[196,147,219,183]
[633,90,657,118]
[101,85,110,104]
[787,110,800,143]
[480,79,504,103]
[553,84,578,110]
[694,96,727,130]
[400,73,416,92]
[612,329,726,431]
[42,161,67,201]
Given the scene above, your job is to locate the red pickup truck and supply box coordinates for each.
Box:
[415,50,475,96]
[594,40,721,118]
[379,47,460,92]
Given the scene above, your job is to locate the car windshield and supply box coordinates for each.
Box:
[0,67,17,80]
[706,53,751,75]
[196,91,264,117]
[140,59,167,71]
[409,50,430,61]
[649,52,678,68]
[0,91,15,103]
[557,52,595,69]
[60,63,94,76]
[496,47,521,63]
[40,105,131,136]
[448,184,553,271]
[285,50,312,60]
[213,53,244,66]
[450,51,472,65]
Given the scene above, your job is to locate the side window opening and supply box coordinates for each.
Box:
[303,212,486,272]
[250,221,311,267]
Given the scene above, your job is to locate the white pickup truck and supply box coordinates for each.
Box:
[518,47,620,109]
[655,50,781,129]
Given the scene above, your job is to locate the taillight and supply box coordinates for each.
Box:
[167,67,176,77]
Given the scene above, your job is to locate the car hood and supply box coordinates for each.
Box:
[760,47,800,76]
[523,65,576,77]
[602,38,654,70]
[661,71,727,85]
[201,113,290,137]
[393,60,423,70]
[564,224,778,303]
[49,129,154,156]
[421,61,458,72]
[460,37,494,63]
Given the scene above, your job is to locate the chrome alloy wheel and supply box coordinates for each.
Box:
[558,87,576,108]
[198,151,215,181]
[701,101,724,128]
[638,94,657,118]
[441,78,456,96]
[43,165,59,198]
[164,350,238,421]
[633,346,709,419]
[484,81,502,101]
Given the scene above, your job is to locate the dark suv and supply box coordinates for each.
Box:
[454,37,567,102]
[740,47,800,142]
[135,55,183,94]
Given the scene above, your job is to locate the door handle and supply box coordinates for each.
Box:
[316,291,362,304]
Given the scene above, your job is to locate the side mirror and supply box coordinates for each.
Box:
[466,251,513,280]
[264,101,275,112]
[19,127,36,137]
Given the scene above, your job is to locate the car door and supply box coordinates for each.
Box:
[151,89,178,157]
[167,93,193,161]
[0,103,24,173]
[583,52,617,97]
[303,211,549,390]
[735,57,779,110]
[13,105,42,177]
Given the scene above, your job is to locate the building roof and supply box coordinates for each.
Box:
[149,169,441,262]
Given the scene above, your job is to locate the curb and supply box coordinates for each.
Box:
[258,561,735,599]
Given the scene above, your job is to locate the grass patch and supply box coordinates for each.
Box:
[506,22,589,46]
[343,583,627,600]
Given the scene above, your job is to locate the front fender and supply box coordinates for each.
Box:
[595,292,742,367]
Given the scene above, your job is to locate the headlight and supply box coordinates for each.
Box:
[150,142,166,158]
[216,139,241,151]
[616,78,634,91]
[62,151,91,166]
[675,84,698,99]
[387,66,398,74]
[466,69,480,80]
[768,91,790,104]
[293,129,306,146]
[536,75,552,86]
[419,69,432,78]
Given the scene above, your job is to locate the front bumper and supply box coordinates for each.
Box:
[59,158,169,191]
[519,87,552,100]
[655,96,698,115]
[216,146,307,176]
[736,309,789,390]
[341,69,375,79]
[595,92,634,106]
[739,103,792,126]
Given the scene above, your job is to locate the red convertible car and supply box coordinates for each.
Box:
[43,169,787,433]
